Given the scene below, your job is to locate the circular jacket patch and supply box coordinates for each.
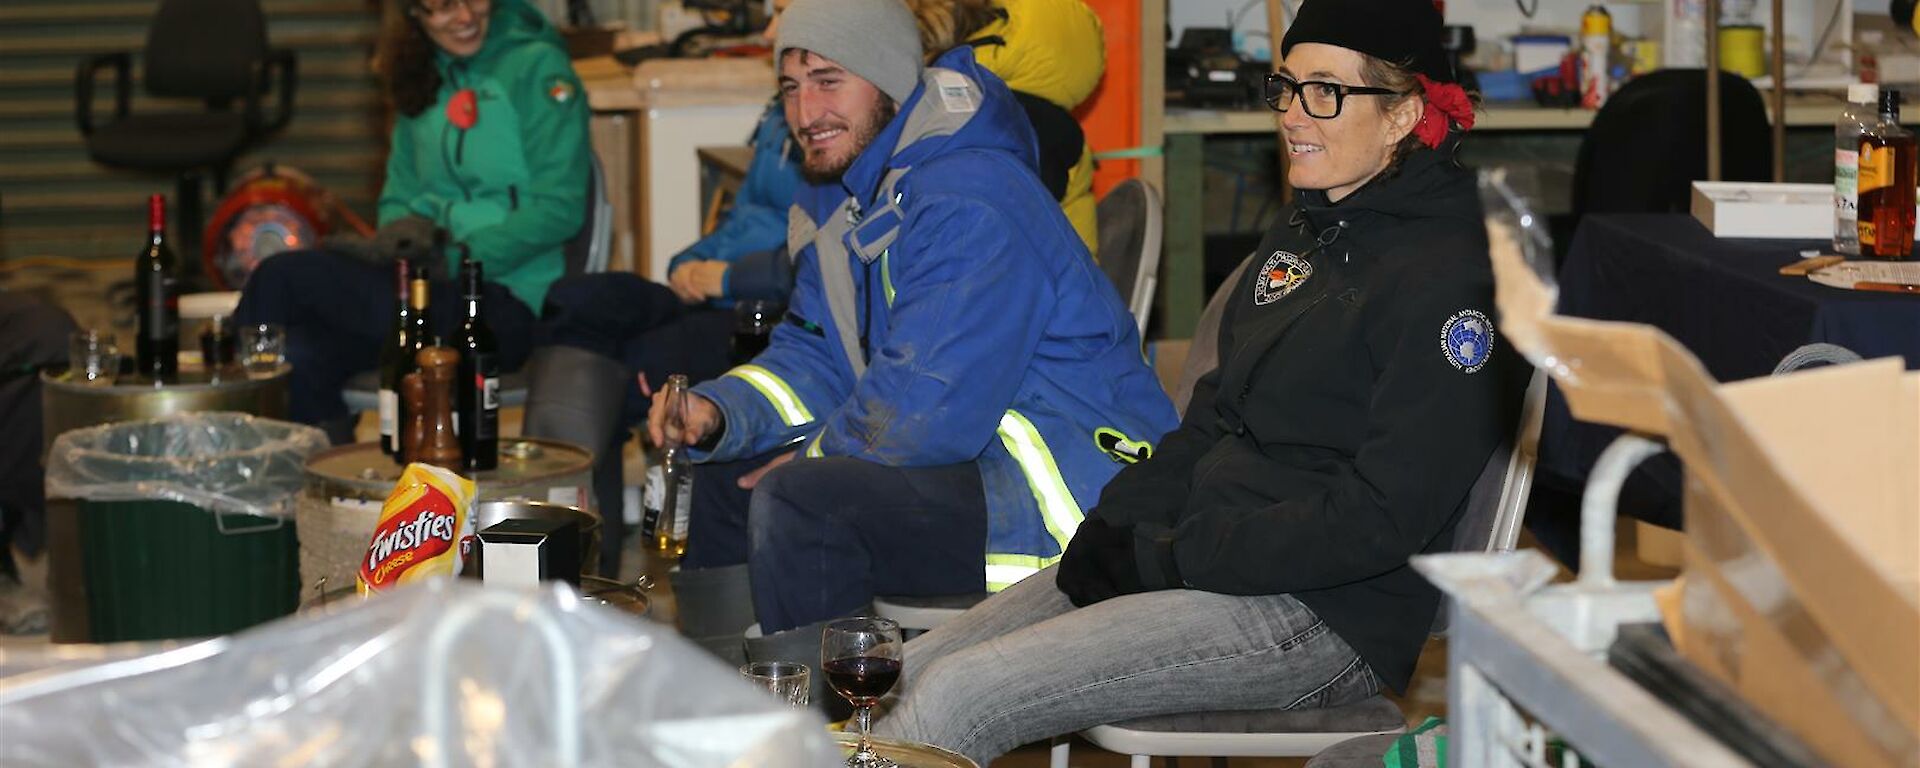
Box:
[1440,309,1494,373]
[548,78,575,104]
[1253,250,1312,306]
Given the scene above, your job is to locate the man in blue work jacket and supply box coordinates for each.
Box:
[649,0,1177,657]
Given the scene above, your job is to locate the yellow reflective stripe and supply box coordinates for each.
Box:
[724,365,814,427]
[994,410,1082,555]
[983,555,1053,592]
[805,434,825,458]
[881,249,896,306]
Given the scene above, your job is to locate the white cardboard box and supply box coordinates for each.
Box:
[1692,181,1920,240]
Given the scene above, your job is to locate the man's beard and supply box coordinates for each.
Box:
[800,98,897,185]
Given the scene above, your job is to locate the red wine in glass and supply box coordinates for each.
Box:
[824,656,902,704]
[823,616,903,768]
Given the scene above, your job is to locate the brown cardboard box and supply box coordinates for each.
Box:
[1486,217,1920,767]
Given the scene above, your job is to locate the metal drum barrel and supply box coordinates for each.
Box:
[40,367,289,643]
[41,367,289,452]
[295,438,596,593]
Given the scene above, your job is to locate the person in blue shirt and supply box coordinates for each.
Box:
[523,21,805,577]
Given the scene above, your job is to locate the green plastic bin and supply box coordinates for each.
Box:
[79,500,299,642]
[45,412,328,642]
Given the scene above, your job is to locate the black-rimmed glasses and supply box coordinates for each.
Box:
[1263,74,1403,119]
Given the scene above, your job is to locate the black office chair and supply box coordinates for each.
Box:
[1549,69,1772,265]
[75,0,296,277]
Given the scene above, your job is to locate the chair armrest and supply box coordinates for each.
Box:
[74,52,132,137]
[258,48,297,134]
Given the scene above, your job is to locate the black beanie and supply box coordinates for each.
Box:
[1280,0,1453,83]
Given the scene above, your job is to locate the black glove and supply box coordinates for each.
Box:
[1055,518,1143,607]
[371,215,445,280]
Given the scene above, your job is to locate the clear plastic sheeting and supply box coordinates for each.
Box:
[45,411,329,520]
[0,581,839,767]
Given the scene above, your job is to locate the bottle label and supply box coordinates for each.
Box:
[670,481,692,542]
[641,464,664,538]
[379,389,399,438]
[1836,148,1860,222]
[1860,144,1894,196]
[643,460,694,547]
[482,375,500,410]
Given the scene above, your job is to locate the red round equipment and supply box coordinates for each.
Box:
[201,167,333,291]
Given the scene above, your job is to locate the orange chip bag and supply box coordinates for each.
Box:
[357,463,476,595]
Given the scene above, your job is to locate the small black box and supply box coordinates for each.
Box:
[478,518,581,587]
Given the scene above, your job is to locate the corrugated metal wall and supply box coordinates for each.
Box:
[0,0,387,262]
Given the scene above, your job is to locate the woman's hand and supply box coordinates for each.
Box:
[668,261,730,304]
[1054,518,1145,607]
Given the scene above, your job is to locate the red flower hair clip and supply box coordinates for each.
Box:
[1412,74,1474,149]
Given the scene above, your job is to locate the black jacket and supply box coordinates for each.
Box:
[1091,148,1527,692]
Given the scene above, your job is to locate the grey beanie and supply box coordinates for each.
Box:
[775,0,924,105]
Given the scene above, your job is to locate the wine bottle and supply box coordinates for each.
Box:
[392,263,433,465]
[134,194,179,383]
[454,249,499,472]
[378,258,412,456]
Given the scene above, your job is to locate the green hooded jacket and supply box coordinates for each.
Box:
[377,0,589,310]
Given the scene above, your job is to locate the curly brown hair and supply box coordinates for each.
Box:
[375,1,442,117]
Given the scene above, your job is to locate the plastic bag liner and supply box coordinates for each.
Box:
[44,411,329,520]
[0,580,839,767]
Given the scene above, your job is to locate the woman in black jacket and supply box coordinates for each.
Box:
[872,0,1527,762]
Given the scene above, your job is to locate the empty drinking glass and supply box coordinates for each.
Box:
[240,323,285,379]
[68,330,119,386]
[739,661,811,708]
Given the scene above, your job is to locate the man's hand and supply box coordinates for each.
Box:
[738,451,796,489]
[668,261,730,304]
[647,387,722,449]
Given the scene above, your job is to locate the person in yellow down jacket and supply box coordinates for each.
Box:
[909,0,1104,255]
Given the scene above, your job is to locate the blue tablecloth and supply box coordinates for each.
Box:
[1539,214,1920,523]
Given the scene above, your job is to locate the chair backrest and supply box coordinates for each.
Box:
[1173,254,1251,414]
[1449,368,1547,557]
[1572,68,1772,220]
[1095,178,1164,337]
[144,0,269,101]
[562,152,613,277]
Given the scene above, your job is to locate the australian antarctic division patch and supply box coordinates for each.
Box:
[1253,250,1312,306]
[1440,309,1494,373]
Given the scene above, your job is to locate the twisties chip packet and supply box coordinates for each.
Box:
[357,463,476,595]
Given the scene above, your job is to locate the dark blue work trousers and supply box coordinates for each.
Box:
[684,453,988,633]
[535,272,735,427]
[233,249,534,430]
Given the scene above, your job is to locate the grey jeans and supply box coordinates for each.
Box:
[872,565,1381,764]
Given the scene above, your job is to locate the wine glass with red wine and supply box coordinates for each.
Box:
[822,616,904,767]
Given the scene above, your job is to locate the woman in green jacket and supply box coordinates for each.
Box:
[235,0,590,441]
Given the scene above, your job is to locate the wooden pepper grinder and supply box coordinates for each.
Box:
[414,346,463,468]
